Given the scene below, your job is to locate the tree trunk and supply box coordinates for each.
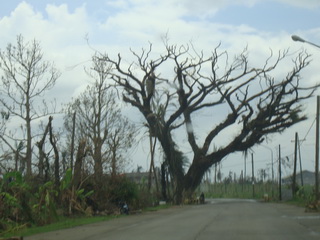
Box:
[26,89,32,178]
[48,116,60,188]
[171,153,220,203]
[93,142,103,181]
[70,111,76,172]
[157,130,185,203]
[73,139,87,187]
[15,150,19,172]
[36,117,51,179]
[156,127,220,203]
[111,148,117,177]
[37,145,45,179]
[160,162,167,201]
[26,115,32,177]
[148,134,157,191]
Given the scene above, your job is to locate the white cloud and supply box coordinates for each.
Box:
[0,2,95,108]
[0,2,44,43]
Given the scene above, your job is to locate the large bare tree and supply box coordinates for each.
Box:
[99,43,319,203]
[0,35,60,177]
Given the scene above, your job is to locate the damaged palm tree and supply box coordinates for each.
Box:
[99,42,319,203]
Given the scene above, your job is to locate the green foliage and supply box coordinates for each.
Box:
[32,181,58,225]
[0,170,159,237]
[0,171,33,233]
[60,168,73,190]
[0,192,19,207]
[289,185,315,207]
[132,188,159,209]
[3,171,24,187]
[59,169,95,215]
[106,176,138,204]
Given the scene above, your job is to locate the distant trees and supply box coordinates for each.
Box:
[0,35,137,186]
[0,35,60,177]
[99,43,319,203]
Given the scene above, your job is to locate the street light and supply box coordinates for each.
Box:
[291,35,320,49]
[261,145,274,198]
[292,34,320,201]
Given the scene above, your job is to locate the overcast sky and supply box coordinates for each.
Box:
[0,0,320,178]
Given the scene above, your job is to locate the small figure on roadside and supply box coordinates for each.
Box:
[119,201,129,215]
[199,192,205,204]
[123,202,129,214]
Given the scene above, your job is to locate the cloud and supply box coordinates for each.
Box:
[0,2,44,43]
[0,2,96,109]
[0,1,317,111]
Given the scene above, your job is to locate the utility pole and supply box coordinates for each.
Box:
[241,170,244,192]
[298,135,304,186]
[261,145,274,197]
[252,153,255,198]
[292,132,298,198]
[279,144,282,201]
[315,96,320,201]
[244,155,247,181]
[214,163,217,184]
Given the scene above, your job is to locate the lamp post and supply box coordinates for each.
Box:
[261,145,274,198]
[291,35,320,49]
[291,35,320,201]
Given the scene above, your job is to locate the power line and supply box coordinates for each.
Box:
[300,116,316,148]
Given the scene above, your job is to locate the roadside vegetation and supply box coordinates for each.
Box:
[197,180,316,208]
[204,182,277,200]
[0,170,165,238]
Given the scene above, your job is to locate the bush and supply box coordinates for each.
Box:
[105,175,139,205]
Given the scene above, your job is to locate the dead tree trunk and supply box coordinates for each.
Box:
[36,117,51,180]
[73,139,87,188]
[48,116,60,187]
[70,111,76,172]
[148,134,157,192]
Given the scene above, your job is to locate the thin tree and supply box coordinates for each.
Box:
[100,42,319,203]
[64,56,136,180]
[107,117,136,176]
[0,35,60,177]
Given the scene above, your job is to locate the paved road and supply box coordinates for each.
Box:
[26,199,320,240]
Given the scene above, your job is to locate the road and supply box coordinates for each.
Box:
[26,199,320,240]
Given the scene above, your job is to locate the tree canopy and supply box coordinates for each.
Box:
[98,43,319,203]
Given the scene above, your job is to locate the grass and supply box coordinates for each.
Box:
[1,204,172,238]
[201,182,317,210]
[202,182,279,200]
[285,185,316,207]
[0,215,120,238]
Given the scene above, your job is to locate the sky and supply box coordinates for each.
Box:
[0,0,320,180]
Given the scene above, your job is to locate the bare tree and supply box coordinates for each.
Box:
[99,43,319,203]
[64,56,136,181]
[0,35,60,177]
[107,116,136,176]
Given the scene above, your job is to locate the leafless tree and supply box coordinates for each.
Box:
[0,35,60,177]
[64,56,136,181]
[99,42,319,203]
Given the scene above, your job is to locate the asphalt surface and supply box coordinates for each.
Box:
[25,199,320,240]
